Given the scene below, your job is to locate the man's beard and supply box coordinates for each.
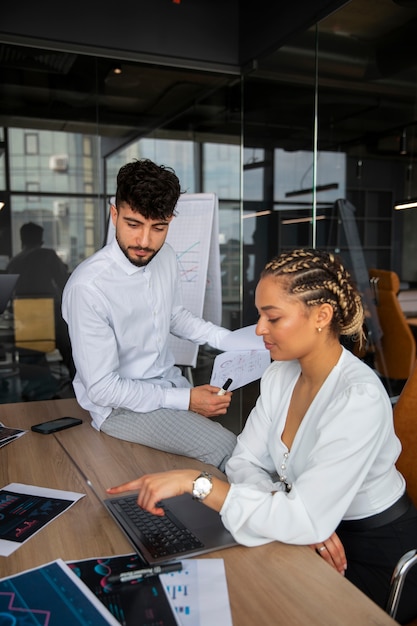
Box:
[117,236,158,267]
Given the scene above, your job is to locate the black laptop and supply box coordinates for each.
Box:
[104,492,238,566]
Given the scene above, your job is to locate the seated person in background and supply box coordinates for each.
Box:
[7,221,75,379]
[107,248,417,625]
[62,159,237,472]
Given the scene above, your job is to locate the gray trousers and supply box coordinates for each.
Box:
[100,407,237,472]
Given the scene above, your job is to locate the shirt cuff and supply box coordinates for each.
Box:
[164,386,190,411]
[210,327,233,350]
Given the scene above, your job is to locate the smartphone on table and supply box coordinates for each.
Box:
[31,416,83,434]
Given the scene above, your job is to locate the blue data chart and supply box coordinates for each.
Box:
[0,560,119,626]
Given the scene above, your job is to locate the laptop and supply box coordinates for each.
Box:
[0,274,19,314]
[54,431,238,567]
[104,492,238,566]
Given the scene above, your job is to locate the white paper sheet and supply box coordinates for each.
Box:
[218,324,266,351]
[161,558,233,626]
[210,349,271,391]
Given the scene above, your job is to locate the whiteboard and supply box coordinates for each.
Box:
[106,193,222,368]
[166,193,221,367]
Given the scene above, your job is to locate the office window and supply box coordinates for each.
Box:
[24,133,39,155]
[9,128,99,194]
[106,138,195,196]
[83,136,93,156]
[274,149,346,202]
[203,143,240,199]
[9,194,101,271]
[26,181,40,202]
[243,148,265,201]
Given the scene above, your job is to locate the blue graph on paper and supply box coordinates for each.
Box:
[0,560,119,625]
[161,559,233,626]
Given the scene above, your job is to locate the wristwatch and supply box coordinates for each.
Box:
[192,471,213,501]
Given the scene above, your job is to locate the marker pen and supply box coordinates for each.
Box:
[217,378,233,396]
[108,561,183,584]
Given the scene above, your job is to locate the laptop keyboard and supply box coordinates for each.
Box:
[115,495,204,559]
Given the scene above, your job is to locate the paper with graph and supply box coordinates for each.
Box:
[210,325,271,391]
[210,349,271,391]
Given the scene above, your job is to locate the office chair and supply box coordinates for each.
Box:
[368,269,416,384]
[13,297,56,353]
[385,361,417,623]
[386,550,417,622]
[393,361,417,509]
[11,296,70,401]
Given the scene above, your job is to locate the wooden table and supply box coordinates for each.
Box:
[0,398,396,625]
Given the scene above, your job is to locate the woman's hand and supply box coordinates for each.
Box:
[106,469,197,515]
[309,532,347,575]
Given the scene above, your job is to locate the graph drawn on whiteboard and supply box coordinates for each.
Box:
[166,193,221,368]
[105,193,222,368]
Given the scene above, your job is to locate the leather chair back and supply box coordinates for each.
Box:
[369,269,415,381]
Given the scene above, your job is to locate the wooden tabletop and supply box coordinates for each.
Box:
[0,398,396,625]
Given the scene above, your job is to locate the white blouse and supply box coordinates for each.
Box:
[220,347,405,546]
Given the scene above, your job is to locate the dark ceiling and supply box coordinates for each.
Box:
[1,0,417,159]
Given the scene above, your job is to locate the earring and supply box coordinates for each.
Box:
[317,327,322,333]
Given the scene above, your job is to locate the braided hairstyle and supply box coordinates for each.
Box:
[261,248,364,342]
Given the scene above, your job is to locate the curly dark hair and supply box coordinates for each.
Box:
[115,159,182,220]
[261,248,364,342]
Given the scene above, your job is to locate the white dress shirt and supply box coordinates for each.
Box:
[220,347,405,545]
[62,238,230,429]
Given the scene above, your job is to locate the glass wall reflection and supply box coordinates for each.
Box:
[1,0,417,410]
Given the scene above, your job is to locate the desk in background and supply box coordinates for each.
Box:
[405,317,417,350]
[399,290,417,318]
[407,317,417,329]
[0,398,396,625]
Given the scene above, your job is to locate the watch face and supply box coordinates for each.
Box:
[197,477,211,492]
[193,475,212,500]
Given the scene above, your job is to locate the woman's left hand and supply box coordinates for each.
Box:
[309,532,347,575]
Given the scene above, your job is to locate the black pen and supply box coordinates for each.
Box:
[108,561,183,584]
[217,377,233,396]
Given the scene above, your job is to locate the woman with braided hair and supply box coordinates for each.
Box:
[107,248,417,623]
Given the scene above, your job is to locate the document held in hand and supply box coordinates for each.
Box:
[211,325,271,391]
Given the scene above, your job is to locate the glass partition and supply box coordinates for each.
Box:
[7,128,102,270]
[1,0,417,409]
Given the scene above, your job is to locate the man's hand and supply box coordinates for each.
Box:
[309,532,347,575]
[189,384,232,417]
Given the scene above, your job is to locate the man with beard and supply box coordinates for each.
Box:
[62,159,236,471]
